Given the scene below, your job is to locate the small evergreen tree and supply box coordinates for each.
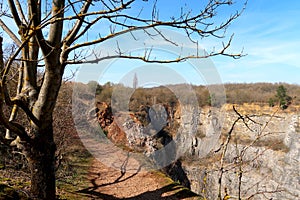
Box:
[274,85,292,109]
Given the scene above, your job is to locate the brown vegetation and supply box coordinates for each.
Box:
[95,82,300,109]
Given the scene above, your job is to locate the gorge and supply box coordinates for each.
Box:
[92,102,300,199]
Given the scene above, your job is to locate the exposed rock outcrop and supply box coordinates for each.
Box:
[94,102,300,199]
[177,104,300,200]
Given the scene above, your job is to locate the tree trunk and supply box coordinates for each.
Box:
[25,125,56,200]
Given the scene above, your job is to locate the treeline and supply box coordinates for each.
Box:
[85,81,300,111]
[224,83,298,105]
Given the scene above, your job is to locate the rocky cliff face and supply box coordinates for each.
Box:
[96,102,300,199]
[177,104,300,200]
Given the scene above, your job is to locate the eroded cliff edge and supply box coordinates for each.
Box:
[92,102,300,199]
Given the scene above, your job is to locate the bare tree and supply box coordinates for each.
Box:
[0,0,246,199]
[217,106,285,200]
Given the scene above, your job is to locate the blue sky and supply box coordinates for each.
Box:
[212,0,300,84]
[75,0,300,86]
[1,0,299,85]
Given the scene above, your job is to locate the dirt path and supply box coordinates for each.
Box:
[79,158,202,200]
[73,121,202,200]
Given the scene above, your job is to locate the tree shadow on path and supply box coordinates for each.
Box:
[77,153,202,200]
[78,182,201,200]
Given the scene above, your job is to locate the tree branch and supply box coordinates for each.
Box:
[28,0,50,54]
[57,0,246,63]
[5,63,23,139]
[48,0,65,46]
[0,19,22,46]
[8,0,22,27]
[0,37,30,142]
[65,33,242,65]
[10,96,40,126]
[1,33,33,84]
[63,0,92,47]
[218,106,242,200]
[14,0,27,24]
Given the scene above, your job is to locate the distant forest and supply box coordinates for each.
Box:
[83,81,300,111]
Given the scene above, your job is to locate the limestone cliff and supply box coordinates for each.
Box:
[177,104,300,200]
[95,102,300,199]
